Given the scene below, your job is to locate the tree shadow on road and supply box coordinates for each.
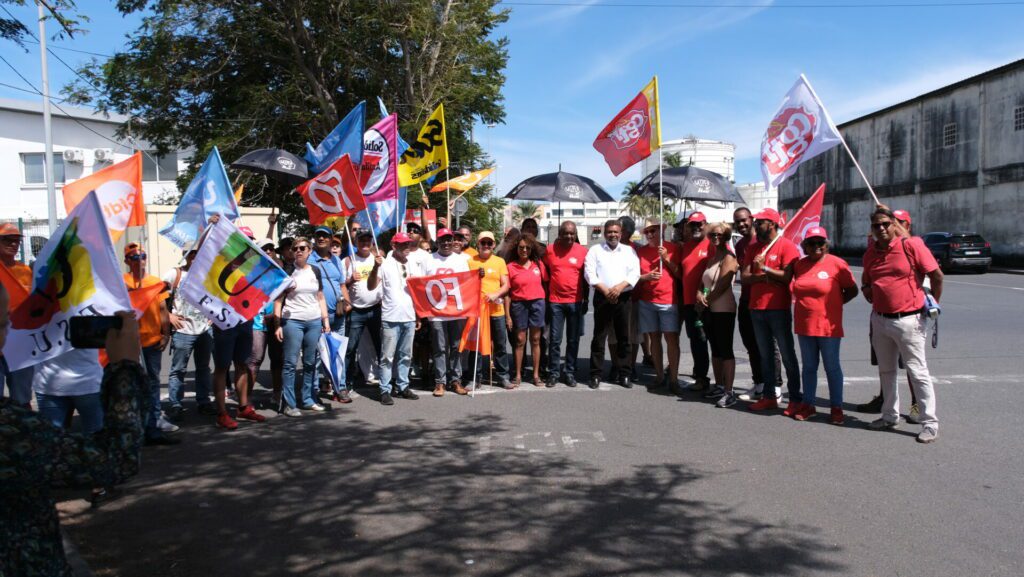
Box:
[61,412,846,576]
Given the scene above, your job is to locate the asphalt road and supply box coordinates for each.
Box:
[58,268,1024,577]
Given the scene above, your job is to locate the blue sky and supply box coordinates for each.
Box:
[3,0,1024,199]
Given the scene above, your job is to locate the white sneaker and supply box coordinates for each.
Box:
[306,403,326,412]
[156,415,180,433]
[283,406,302,417]
[738,382,764,401]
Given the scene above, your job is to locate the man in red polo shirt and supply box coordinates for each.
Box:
[740,208,803,413]
[679,212,712,392]
[543,221,589,387]
[862,206,943,443]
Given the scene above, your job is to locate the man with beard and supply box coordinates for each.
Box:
[733,207,780,401]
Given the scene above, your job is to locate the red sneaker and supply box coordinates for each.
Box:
[794,404,816,421]
[216,412,238,431]
[829,407,845,425]
[782,402,803,418]
[749,397,779,411]
[237,405,266,423]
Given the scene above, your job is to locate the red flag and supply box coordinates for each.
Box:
[62,152,144,241]
[459,300,493,355]
[593,77,661,176]
[0,263,29,311]
[407,271,480,319]
[782,183,826,247]
[295,154,367,226]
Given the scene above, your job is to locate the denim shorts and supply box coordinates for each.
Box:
[213,320,254,370]
[510,299,545,330]
[638,300,679,334]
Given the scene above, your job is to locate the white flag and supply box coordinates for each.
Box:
[760,75,842,192]
[3,191,131,371]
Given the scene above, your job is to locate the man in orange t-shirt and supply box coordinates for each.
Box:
[0,222,33,406]
[123,243,177,445]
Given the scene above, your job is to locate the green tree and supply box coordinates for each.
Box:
[663,151,684,168]
[512,200,540,223]
[620,180,674,222]
[1,0,81,45]
[66,0,510,230]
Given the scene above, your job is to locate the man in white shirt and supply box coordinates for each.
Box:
[584,220,640,389]
[422,228,471,396]
[162,249,215,419]
[342,230,384,390]
[367,233,421,405]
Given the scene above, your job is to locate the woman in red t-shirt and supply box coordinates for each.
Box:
[789,227,858,424]
[507,234,548,387]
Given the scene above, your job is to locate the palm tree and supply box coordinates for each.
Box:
[663,151,684,168]
[512,200,541,223]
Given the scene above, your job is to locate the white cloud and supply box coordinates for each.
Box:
[521,0,601,26]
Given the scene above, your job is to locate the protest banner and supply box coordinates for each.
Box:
[407,270,480,319]
[398,103,448,186]
[62,152,144,242]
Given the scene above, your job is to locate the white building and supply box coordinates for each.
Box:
[641,137,735,181]
[0,98,184,221]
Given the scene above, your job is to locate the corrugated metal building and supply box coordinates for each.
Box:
[778,59,1024,264]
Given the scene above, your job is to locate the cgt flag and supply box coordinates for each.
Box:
[62,152,144,242]
[430,167,495,193]
[407,270,480,319]
[180,218,291,329]
[295,153,366,227]
[761,75,843,192]
[398,103,448,186]
[783,183,826,252]
[593,76,661,177]
[3,191,132,371]
[160,147,240,248]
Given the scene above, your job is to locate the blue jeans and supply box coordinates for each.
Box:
[36,392,104,433]
[548,303,582,379]
[379,320,415,394]
[281,318,322,409]
[750,309,802,402]
[0,357,33,405]
[142,346,163,434]
[428,319,466,386]
[345,305,382,388]
[167,330,213,409]
[798,335,844,407]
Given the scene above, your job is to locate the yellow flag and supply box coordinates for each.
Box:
[398,103,448,186]
[234,184,244,204]
[430,167,495,193]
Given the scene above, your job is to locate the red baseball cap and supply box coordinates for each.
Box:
[687,211,707,224]
[0,223,22,236]
[893,209,912,224]
[804,226,828,241]
[752,208,783,226]
[391,232,412,245]
[436,227,454,239]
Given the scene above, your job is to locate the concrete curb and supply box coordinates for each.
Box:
[62,530,94,577]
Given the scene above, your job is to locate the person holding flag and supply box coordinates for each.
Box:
[162,249,216,420]
[634,219,682,391]
[0,223,32,407]
[366,232,421,405]
[342,230,383,392]
[465,231,511,390]
[740,208,803,414]
[422,228,471,396]
[309,226,350,401]
[122,243,178,445]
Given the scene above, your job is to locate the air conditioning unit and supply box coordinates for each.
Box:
[94,148,114,163]
[62,148,84,164]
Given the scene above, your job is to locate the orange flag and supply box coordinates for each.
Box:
[459,299,492,355]
[0,263,29,311]
[127,281,168,316]
[234,184,244,204]
[63,152,145,241]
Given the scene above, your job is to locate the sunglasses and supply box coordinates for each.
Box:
[871,222,892,229]
[295,245,311,252]
[126,253,147,261]
[707,232,724,238]
[0,236,22,245]
[804,238,827,247]
[644,228,659,234]
[517,245,530,250]
[400,263,408,279]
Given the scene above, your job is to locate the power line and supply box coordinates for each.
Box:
[1,5,105,95]
[500,0,1024,7]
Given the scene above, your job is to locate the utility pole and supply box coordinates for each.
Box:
[38,0,57,234]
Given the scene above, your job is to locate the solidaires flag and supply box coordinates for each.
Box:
[3,191,132,371]
[593,76,661,176]
[159,147,240,248]
[181,218,291,329]
[398,103,448,186]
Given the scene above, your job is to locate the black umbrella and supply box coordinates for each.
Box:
[628,166,746,204]
[505,171,615,203]
[230,148,309,186]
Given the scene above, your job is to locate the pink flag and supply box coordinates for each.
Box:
[358,113,399,204]
[782,183,826,249]
[760,75,842,192]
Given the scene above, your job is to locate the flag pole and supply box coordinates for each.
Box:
[470,309,481,399]
[446,167,451,227]
[658,146,664,274]
[364,209,381,254]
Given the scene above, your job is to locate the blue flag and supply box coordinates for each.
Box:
[359,98,410,233]
[159,147,239,248]
[305,101,365,175]
[317,332,349,395]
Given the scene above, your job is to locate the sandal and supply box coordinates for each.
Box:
[508,377,520,390]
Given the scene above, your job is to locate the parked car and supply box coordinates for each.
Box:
[921,232,992,273]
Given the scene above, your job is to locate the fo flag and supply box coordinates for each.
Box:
[783,183,826,253]
[63,152,145,242]
[3,191,131,371]
[295,154,366,227]
[398,103,448,186]
[407,271,480,319]
[593,76,661,176]
[761,75,842,192]
[181,218,291,329]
